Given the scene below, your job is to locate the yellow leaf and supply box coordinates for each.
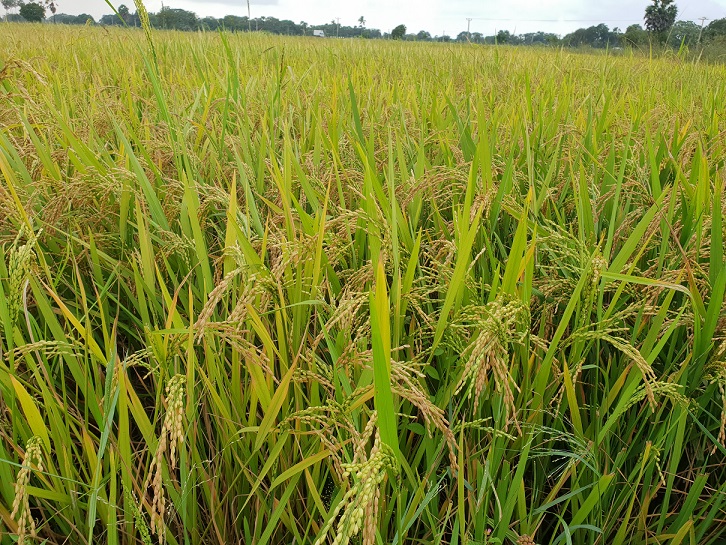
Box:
[11,376,51,452]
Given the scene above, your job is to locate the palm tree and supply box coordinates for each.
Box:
[644,0,678,35]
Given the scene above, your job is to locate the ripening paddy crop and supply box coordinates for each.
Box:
[0,22,725,545]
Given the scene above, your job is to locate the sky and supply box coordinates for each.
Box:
[45,0,726,36]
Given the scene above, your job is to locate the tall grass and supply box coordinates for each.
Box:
[1,23,725,545]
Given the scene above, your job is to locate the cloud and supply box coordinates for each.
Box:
[49,0,726,34]
[163,0,278,14]
[176,0,278,4]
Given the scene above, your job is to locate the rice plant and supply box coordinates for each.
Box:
[0,22,725,545]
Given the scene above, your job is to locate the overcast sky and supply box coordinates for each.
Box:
[52,0,726,36]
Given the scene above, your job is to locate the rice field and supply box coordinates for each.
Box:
[1,22,725,545]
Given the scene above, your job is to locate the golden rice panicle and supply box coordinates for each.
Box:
[6,226,39,326]
[455,297,528,428]
[132,0,157,64]
[391,361,459,471]
[11,436,43,545]
[354,411,378,464]
[706,342,726,451]
[719,380,726,449]
[314,417,397,545]
[164,375,186,468]
[147,374,186,542]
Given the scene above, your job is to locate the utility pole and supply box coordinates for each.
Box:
[697,17,709,46]
[466,17,472,40]
[247,0,251,32]
[336,17,340,37]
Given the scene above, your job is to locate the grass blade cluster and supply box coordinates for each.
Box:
[1,24,725,545]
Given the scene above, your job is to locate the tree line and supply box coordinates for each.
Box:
[3,0,726,50]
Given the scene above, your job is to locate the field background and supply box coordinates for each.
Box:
[1,24,726,545]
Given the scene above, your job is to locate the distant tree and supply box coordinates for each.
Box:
[415,30,431,41]
[200,16,219,30]
[115,4,133,24]
[90,8,386,40]
[705,18,726,39]
[644,0,677,36]
[623,24,648,45]
[668,20,700,47]
[358,16,365,28]
[496,30,511,44]
[117,4,128,20]
[221,15,247,31]
[100,12,127,25]
[563,24,617,48]
[19,1,44,21]
[391,24,406,40]
[594,23,614,46]
[50,12,92,23]
[519,31,559,45]
[153,6,198,30]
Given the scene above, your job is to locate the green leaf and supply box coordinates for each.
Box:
[371,260,399,460]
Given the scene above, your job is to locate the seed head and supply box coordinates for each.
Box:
[147,374,186,542]
[6,227,39,326]
[454,297,528,429]
[314,418,397,545]
[11,436,43,545]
